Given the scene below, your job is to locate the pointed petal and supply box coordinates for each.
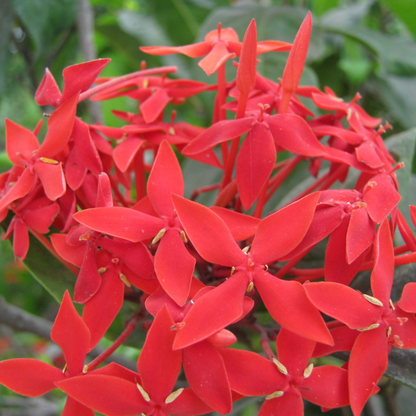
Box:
[140,42,212,58]
[280,12,312,95]
[51,233,85,267]
[148,140,184,217]
[236,123,276,210]
[38,93,78,158]
[184,342,232,414]
[113,137,144,172]
[256,273,333,345]
[236,19,257,96]
[96,172,113,207]
[82,269,124,349]
[0,359,64,396]
[198,42,235,75]
[61,59,111,104]
[172,195,246,266]
[13,219,29,260]
[72,119,103,174]
[65,146,87,191]
[51,291,91,375]
[363,174,401,224]
[155,229,195,306]
[183,118,252,155]
[138,306,182,402]
[371,219,394,306]
[140,88,171,123]
[74,244,102,304]
[173,274,247,349]
[355,141,384,168]
[302,366,349,408]
[73,207,164,241]
[251,192,319,264]
[267,114,326,156]
[276,328,315,377]
[305,282,381,330]
[349,329,388,416]
[210,207,260,241]
[57,375,150,416]
[5,119,39,165]
[35,68,61,107]
[346,208,374,264]
[34,160,66,201]
[220,348,283,396]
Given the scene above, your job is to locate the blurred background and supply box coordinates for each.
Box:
[1,0,416,415]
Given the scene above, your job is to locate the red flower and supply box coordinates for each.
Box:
[171,192,333,346]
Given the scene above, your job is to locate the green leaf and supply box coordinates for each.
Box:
[379,0,416,42]
[11,0,77,58]
[312,0,339,17]
[0,151,13,173]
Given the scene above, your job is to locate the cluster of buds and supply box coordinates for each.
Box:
[1,12,416,416]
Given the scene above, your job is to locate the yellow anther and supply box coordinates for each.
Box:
[168,127,176,136]
[266,391,284,400]
[39,157,59,164]
[346,108,353,120]
[329,95,343,102]
[303,363,314,379]
[82,365,88,374]
[389,299,395,310]
[230,266,235,275]
[152,228,166,245]
[119,273,131,287]
[180,230,188,244]
[142,79,149,89]
[242,246,250,254]
[137,383,151,402]
[387,327,392,337]
[62,363,67,374]
[264,264,269,271]
[247,282,254,292]
[363,294,383,307]
[357,323,380,332]
[272,357,288,375]
[98,267,107,274]
[165,388,184,404]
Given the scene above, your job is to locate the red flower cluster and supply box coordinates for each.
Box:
[1,12,416,416]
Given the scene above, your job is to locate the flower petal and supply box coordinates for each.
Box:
[172,195,246,266]
[0,359,64,396]
[148,140,184,217]
[184,341,232,414]
[51,291,91,375]
[251,192,319,264]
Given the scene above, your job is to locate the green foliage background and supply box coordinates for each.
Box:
[1,0,416,415]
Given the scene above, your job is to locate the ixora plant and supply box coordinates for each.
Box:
[1,11,416,416]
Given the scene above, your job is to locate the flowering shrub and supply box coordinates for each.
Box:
[1,12,416,416]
